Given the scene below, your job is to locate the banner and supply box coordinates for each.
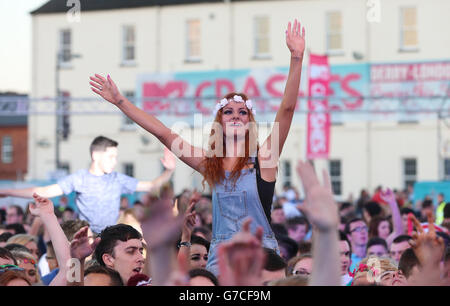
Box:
[306,54,331,160]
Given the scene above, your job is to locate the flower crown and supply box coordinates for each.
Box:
[213,95,255,117]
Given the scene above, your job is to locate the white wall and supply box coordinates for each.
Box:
[29,0,450,198]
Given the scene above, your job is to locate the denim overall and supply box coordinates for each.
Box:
[205,157,280,276]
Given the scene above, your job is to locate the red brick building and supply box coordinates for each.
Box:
[0,94,28,180]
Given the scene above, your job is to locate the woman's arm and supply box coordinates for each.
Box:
[29,193,71,286]
[259,20,305,177]
[381,189,404,247]
[90,74,204,172]
[296,161,340,286]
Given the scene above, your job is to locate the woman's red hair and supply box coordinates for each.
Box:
[201,93,258,189]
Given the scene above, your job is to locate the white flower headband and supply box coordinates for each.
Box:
[213,95,256,117]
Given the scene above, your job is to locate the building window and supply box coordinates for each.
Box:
[400,7,418,51]
[123,163,134,177]
[1,136,13,164]
[403,158,417,189]
[59,29,72,64]
[444,159,450,181]
[282,160,292,187]
[121,91,136,128]
[186,19,201,61]
[122,25,136,63]
[326,11,343,55]
[253,16,270,58]
[329,159,342,195]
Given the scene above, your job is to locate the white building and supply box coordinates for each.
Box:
[28,0,450,201]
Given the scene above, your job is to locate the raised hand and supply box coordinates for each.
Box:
[380,188,396,205]
[408,212,445,267]
[296,161,338,232]
[70,226,101,261]
[286,19,306,58]
[160,147,176,171]
[140,195,183,251]
[218,218,266,286]
[181,192,199,241]
[89,74,122,105]
[29,193,55,217]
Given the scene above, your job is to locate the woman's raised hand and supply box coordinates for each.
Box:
[286,19,306,58]
[89,74,122,105]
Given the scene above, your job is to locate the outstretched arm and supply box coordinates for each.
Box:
[29,193,71,286]
[136,147,176,192]
[296,161,340,286]
[381,189,404,247]
[259,19,305,174]
[0,184,63,199]
[90,74,204,172]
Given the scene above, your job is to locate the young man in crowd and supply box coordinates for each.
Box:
[0,136,175,234]
[345,218,369,272]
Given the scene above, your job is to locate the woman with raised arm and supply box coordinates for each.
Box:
[90,19,306,275]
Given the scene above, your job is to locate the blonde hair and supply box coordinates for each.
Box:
[11,250,42,284]
[7,234,38,246]
[352,256,398,285]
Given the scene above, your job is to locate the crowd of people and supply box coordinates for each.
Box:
[0,165,449,286]
[0,18,449,286]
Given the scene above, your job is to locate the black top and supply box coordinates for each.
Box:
[254,157,275,224]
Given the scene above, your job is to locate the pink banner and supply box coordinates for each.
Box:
[306,54,331,159]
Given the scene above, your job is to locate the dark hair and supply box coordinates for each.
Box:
[61,219,90,241]
[0,247,17,265]
[188,268,219,286]
[0,232,14,243]
[340,202,353,211]
[444,203,450,219]
[339,230,352,256]
[84,264,124,286]
[263,248,286,271]
[366,237,388,252]
[272,204,283,211]
[3,243,30,254]
[5,223,26,235]
[445,247,450,263]
[89,136,118,158]
[94,224,142,266]
[271,223,288,237]
[400,207,415,216]
[0,270,31,286]
[368,216,392,239]
[286,216,310,232]
[422,199,433,209]
[7,205,24,218]
[398,248,420,278]
[364,201,382,218]
[277,235,298,261]
[190,235,210,252]
[392,235,412,244]
[297,241,312,255]
[133,200,144,207]
[192,226,212,242]
[345,218,365,235]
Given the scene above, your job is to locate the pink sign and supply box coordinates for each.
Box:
[306,54,331,160]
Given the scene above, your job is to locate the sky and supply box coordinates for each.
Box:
[0,0,49,94]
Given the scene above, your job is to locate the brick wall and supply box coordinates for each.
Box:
[0,126,27,180]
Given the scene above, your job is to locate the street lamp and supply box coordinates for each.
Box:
[55,51,82,171]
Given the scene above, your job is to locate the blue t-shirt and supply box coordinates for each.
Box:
[58,169,138,233]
